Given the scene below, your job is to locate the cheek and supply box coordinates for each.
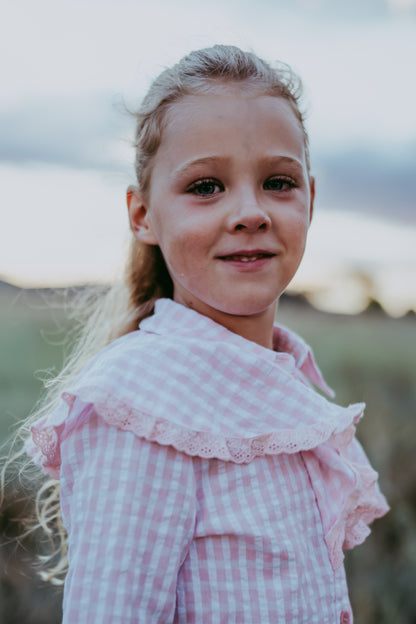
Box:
[283,213,309,252]
[159,226,210,278]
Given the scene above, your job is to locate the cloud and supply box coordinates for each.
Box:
[0,94,134,170]
[314,145,416,223]
[1,93,414,225]
[280,0,416,18]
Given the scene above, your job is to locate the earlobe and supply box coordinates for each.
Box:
[308,176,315,224]
[126,185,158,245]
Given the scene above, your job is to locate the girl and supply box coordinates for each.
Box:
[22,45,387,622]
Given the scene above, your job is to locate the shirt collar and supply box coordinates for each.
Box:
[140,298,334,397]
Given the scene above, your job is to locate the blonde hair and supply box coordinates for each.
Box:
[1,44,309,583]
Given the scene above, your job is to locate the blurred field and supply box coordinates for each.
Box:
[1,288,415,623]
[278,298,416,624]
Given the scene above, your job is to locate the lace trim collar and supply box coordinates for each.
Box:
[26,298,389,571]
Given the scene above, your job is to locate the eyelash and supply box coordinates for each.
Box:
[186,178,224,197]
[263,176,297,192]
[186,175,297,197]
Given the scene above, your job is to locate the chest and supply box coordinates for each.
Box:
[175,453,350,623]
[193,452,322,548]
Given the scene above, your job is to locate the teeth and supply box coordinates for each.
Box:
[229,254,264,262]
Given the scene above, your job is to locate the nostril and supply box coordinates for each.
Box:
[231,210,270,233]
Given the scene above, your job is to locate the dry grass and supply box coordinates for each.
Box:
[1,290,415,623]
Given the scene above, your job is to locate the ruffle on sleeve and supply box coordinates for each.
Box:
[26,386,365,479]
[25,300,389,569]
[25,395,94,479]
[302,423,390,571]
[26,388,389,572]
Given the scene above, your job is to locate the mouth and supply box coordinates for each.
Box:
[217,250,276,262]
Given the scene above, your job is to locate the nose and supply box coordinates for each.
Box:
[226,190,271,233]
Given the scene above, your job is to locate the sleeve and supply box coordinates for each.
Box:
[60,410,196,623]
[302,422,389,571]
[342,435,389,550]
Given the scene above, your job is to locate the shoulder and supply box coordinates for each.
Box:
[60,409,197,623]
[60,407,196,489]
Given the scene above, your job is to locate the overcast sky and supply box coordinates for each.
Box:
[1,0,415,313]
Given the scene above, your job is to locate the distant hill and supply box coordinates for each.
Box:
[0,277,400,320]
[0,279,21,295]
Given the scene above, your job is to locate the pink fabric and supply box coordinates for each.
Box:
[26,298,389,623]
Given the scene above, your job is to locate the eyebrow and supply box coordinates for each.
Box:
[173,154,305,179]
[172,156,229,180]
[259,155,305,172]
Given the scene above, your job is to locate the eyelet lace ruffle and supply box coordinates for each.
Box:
[26,389,389,572]
[28,389,363,473]
[25,299,389,571]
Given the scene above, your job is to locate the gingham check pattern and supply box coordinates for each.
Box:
[27,299,388,623]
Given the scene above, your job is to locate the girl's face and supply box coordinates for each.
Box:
[128,84,314,330]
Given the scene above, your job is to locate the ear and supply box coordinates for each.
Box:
[308,176,315,224]
[126,185,158,245]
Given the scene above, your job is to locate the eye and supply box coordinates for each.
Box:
[187,178,224,197]
[263,176,296,192]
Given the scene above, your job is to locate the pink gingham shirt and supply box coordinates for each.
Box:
[27,299,388,623]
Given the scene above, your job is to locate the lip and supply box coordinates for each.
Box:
[216,249,276,271]
[217,248,276,260]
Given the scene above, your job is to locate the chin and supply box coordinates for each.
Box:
[210,295,280,319]
[175,285,281,321]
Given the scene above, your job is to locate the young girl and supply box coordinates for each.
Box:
[22,45,388,622]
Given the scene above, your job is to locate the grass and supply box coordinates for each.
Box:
[0,292,69,441]
[278,299,416,623]
[1,291,415,623]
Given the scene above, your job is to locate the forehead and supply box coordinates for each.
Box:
[158,86,307,168]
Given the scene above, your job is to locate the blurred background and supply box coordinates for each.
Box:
[1,0,415,622]
[1,0,416,315]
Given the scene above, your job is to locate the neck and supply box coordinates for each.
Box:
[174,296,278,350]
[219,308,277,349]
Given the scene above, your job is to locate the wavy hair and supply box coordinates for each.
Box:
[1,44,309,583]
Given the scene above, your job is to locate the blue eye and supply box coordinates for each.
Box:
[187,178,224,196]
[264,177,296,192]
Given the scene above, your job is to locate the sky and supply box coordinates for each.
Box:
[1,0,415,315]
